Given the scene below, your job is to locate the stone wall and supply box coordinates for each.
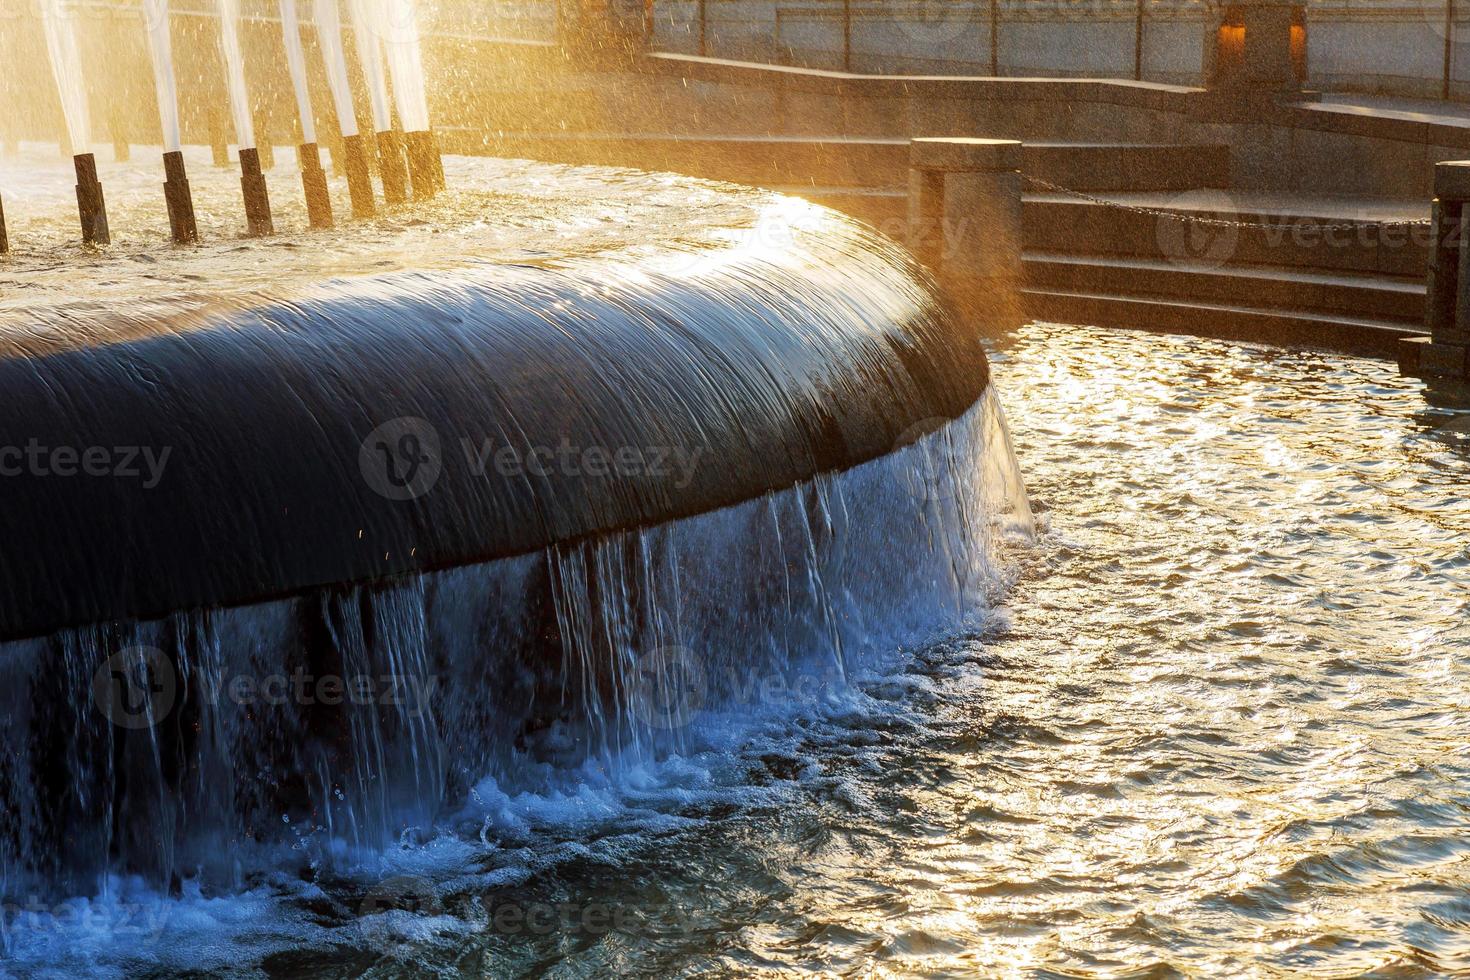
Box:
[645,0,1470,98]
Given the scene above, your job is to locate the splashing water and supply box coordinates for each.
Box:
[38,0,90,154]
[216,0,256,150]
[314,0,360,139]
[140,0,182,153]
[349,0,393,133]
[374,0,431,133]
[279,0,316,145]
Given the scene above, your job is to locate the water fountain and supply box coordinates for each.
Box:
[218,0,273,236]
[349,0,409,204]
[314,0,376,217]
[0,1,1029,962]
[280,0,333,228]
[40,0,110,245]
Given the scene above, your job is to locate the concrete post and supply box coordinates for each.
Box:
[376,129,409,205]
[907,137,1025,329]
[163,150,199,244]
[341,134,376,218]
[298,142,333,229]
[73,153,111,247]
[1405,161,1470,378]
[404,129,444,200]
[239,147,274,237]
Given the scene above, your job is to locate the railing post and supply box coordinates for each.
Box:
[1135,0,1145,81]
[989,0,999,75]
[1446,0,1456,101]
[908,137,1025,330]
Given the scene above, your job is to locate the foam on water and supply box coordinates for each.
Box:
[0,388,1032,977]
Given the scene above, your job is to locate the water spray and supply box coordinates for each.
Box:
[218,0,273,236]
[316,0,375,217]
[142,0,197,243]
[280,0,332,229]
[41,0,112,245]
[375,0,442,199]
[348,0,408,205]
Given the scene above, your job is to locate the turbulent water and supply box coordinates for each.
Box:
[4,320,1467,977]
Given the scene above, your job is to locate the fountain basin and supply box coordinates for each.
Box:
[0,156,990,642]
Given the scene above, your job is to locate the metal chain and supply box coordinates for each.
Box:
[1019,172,1433,230]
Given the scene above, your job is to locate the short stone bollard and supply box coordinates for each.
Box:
[1404,161,1470,379]
[907,137,1024,330]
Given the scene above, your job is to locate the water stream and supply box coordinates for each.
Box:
[216,0,256,150]
[38,0,90,155]
[279,0,316,146]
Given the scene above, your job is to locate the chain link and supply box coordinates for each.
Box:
[1020,173,1433,231]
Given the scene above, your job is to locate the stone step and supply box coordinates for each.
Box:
[1024,252,1424,325]
[1023,196,1429,278]
[483,133,1233,193]
[1023,287,1424,356]
[1021,143,1229,192]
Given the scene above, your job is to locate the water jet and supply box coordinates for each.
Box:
[142,0,197,243]
[315,0,375,216]
[280,0,333,229]
[218,0,274,236]
[375,0,442,198]
[348,0,407,204]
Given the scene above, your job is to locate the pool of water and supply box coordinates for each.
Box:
[7,319,1470,977]
[358,321,1470,978]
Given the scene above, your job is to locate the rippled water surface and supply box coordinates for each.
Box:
[385,322,1470,979]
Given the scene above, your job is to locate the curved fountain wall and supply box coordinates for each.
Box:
[0,219,985,643]
[0,181,1030,899]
